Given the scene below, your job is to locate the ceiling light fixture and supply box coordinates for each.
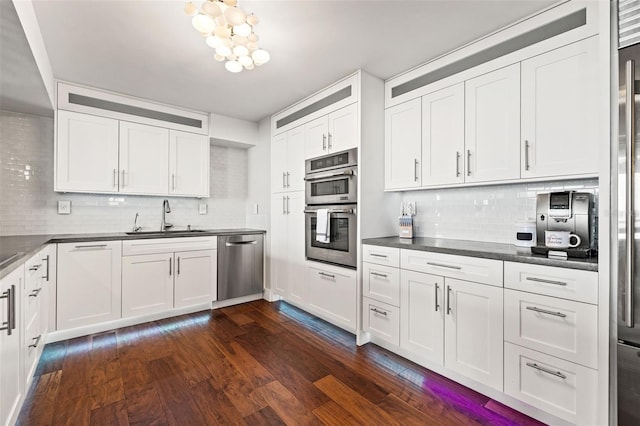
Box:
[184,0,270,73]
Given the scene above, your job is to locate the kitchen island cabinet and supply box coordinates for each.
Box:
[57,241,122,330]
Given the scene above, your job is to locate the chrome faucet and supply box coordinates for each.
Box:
[161,199,173,231]
[132,212,142,233]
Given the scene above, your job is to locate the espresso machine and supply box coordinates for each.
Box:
[531,191,597,258]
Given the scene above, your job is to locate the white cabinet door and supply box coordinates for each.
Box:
[122,253,174,318]
[174,249,216,308]
[23,254,45,384]
[444,278,503,391]
[169,130,209,197]
[422,83,465,186]
[119,122,169,195]
[40,245,56,336]
[521,36,599,178]
[286,126,306,192]
[305,115,329,159]
[270,194,290,298]
[465,64,520,183]
[307,263,356,331]
[56,110,119,192]
[363,297,400,346]
[362,262,400,307]
[1,266,23,426]
[328,103,358,153]
[400,270,444,365]
[57,241,122,330]
[271,133,289,193]
[286,193,307,305]
[384,98,422,189]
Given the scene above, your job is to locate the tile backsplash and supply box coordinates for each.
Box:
[400,179,599,245]
[0,110,247,236]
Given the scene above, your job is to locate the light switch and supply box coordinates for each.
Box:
[58,200,71,215]
[199,203,208,215]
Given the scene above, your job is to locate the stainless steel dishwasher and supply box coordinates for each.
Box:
[217,234,264,300]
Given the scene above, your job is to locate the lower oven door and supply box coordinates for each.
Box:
[305,204,357,268]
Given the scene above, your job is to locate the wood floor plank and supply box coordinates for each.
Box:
[314,375,398,426]
[252,380,322,426]
[19,301,544,426]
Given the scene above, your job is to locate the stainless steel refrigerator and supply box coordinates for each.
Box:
[617,2,640,424]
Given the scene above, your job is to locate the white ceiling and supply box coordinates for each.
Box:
[12,0,559,122]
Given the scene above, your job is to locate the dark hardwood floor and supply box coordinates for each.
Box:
[17,300,544,425]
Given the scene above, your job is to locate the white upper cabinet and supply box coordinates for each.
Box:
[169,130,210,197]
[56,110,119,192]
[271,126,305,193]
[384,98,422,190]
[119,121,169,195]
[421,83,465,186]
[305,103,358,159]
[465,64,521,183]
[521,36,599,178]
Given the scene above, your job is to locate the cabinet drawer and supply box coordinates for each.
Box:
[504,343,597,425]
[362,245,400,268]
[307,265,356,331]
[504,262,597,304]
[363,298,399,346]
[401,249,503,287]
[122,236,217,256]
[504,289,597,368]
[362,262,400,306]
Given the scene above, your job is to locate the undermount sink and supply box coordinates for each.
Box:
[125,229,207,236]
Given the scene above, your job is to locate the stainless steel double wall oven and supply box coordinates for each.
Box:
[304,148,357,268]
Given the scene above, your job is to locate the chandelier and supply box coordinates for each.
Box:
[184,0,270,73]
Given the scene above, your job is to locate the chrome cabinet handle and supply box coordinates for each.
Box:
[625,60,636,328]
[434,283,440,312]
[427,262,462,270]
[29,288,42,298]
[446,285,452,315]
[282,172,286,189]
[323,134,327,151]
[525,277,567,286]
[466,150,471,176]
[524,140,530,171]
[286,172,290,188]
[370,307,388,316]
[0,285,16,335]
[121,170,126,188]
[318,272,335,279]
[414,159,419,182]
[29,264,42,271]
[287,196,291,214]
[526,306,567,318]
[169,258,172,276]
[42,255,50,281]
[113,169,117,188]
[177,257,180,275]
[370,272,388,279]
[456,152,461,177]
[526,362,566,380]
[282,196,286,215]
[29,334,42,349]
[172,174,176,191]
[369,253,388,259]
[74,244,108,249]
[328,132,332,149]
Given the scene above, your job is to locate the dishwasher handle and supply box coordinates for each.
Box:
[225,240,257,247]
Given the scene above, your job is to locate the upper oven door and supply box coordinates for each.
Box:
[305,169,357,205]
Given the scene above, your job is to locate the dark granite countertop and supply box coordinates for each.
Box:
[0,228,266,279]
[362,236,598,272]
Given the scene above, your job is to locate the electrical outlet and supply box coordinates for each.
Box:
[199,204,208,215]
[407,201,416,215]
[58,200,71,215]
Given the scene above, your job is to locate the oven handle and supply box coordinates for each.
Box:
[303,170,354,181]
[304,208,356,215]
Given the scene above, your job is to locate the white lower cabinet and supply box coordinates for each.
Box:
[363,298,399,346]
[1,265,23,426]
[57,241,122,330]
[504,343,597,425]
[444,278,503,391]
[23,253,47,386]
[307,263,356,332]
[122,238,217,318]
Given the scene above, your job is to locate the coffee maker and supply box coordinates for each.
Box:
[531,191,597,258]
